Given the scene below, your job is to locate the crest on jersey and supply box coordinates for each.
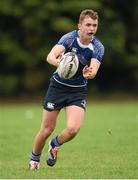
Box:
[72,48,77,53]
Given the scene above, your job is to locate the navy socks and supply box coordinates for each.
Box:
[30,151,41,162]
[51,135,62,148]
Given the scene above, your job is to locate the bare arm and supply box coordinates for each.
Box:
[47,44,65,67]
[83,58,101,79]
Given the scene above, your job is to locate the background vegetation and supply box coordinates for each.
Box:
[0,0,138,97]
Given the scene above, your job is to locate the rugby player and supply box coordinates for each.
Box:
[29,9,104,170]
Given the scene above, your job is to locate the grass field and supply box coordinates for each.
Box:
[0,101,138,179]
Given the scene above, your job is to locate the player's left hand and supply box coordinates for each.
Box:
[83,65,93,79]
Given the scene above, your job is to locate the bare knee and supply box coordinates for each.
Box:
[67,126,80,137]
[39,127,54,139]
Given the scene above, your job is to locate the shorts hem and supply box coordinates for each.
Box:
[43,106,61,112]
[65,104,86,111]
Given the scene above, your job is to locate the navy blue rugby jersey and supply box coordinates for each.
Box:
[52,30,104,87]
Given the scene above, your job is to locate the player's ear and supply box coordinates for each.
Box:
[78,23,81,30]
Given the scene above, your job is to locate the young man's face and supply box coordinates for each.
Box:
[78,16,98,39]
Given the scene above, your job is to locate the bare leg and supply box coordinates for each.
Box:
[46,105,85,166]
[32,109,59,154]
[57,105,85,144]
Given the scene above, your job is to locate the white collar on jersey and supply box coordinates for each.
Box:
[77,30,94,50]
[77,37,94,51]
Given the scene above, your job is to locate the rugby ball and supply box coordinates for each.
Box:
[57,52,79,79]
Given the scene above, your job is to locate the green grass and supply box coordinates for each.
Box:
[0,101,138,179]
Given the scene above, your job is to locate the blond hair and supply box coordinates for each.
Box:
[79,9,98,23]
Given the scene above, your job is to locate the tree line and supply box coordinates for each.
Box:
[0,0,138,97]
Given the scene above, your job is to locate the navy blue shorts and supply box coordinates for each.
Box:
[43,80,87,111]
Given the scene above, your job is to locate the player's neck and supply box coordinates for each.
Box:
[79,36,91,45]
[78,30,93,45]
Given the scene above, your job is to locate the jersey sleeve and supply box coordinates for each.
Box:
[57,31,76,51]
[92,41,105,62]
